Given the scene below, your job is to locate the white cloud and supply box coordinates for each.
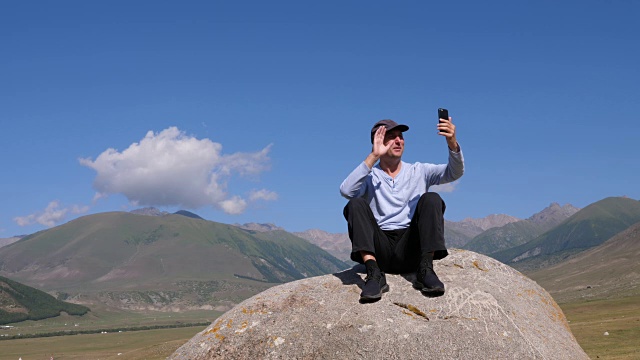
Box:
[218,146,272,177]
[80,127,276,215]
[71,205,90,214]
[218,196,247,215]
[92,192,108,203]
[14,201,89,228]
[430,181,460,193]
[249,189,278,202]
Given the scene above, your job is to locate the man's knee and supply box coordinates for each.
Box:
[419,192,443,205]
[418,192,446,213]
[343,197,369,219]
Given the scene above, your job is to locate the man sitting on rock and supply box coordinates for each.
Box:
[340,116,464,302]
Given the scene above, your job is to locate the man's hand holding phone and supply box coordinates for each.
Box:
[437,108,459,152]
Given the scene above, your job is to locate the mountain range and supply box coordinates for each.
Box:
[491,197,640,271]
[1,196,638,318]
[444,213,521,247]
[267,198,638,283]
[0,211,346,312]
[275,202,582,263]
[463,202,580,255]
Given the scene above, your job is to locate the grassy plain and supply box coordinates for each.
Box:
[0,326,204,360]
[0,303,219,337]
[560,294,640,360]
[0,306,217,360]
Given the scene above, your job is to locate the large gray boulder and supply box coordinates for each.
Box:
[170,250,588,359]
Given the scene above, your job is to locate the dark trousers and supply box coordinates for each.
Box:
[343,192,448,274]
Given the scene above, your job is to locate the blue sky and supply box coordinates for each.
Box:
[2,1,639,236]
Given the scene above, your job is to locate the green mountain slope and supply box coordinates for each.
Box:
[444,226,475,248]
[444,220,484,248]
[463,220,544,254]
[0,276,89,325]
[0,212,347,310]
[493,197,640,270]
[528,221,640,303]
[463,202,580,255]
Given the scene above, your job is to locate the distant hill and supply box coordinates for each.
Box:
[0,236,23,249]
[463,220,545,255]
[0,212,346,311]
[458,214,521,231]
[131,207,205,220]
[493,197,640,271]
[174,210,204,220]
[444,220,485,248]
[463,203,580,255]
[232,224,354,262]
[528,221,640,303]
[234,223,284,232]
[294,229,352,263]
[0,276,89,325]
[130,207,169,216]
[527,202,580,229]
[444,214,520,248]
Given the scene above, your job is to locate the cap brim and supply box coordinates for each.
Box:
[389,124,409,132]
[370,124,409,143]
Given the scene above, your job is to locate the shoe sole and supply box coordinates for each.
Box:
[413,281,445,296]
[359,284,390,302]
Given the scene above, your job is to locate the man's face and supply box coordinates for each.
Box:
[383,129,404,158]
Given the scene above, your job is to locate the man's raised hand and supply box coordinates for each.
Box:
[364,126,392,168]
[372,126,392,157]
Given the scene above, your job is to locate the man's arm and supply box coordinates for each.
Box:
[339,162,370,199]
[340,127,391,198]
[428,116,464,184]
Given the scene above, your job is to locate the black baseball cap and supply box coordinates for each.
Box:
[370,119,409,143]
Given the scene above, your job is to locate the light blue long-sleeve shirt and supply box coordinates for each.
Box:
[339,149,464,230]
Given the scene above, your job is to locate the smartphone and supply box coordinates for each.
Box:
[438,108,449,121]
[438,108,449,134]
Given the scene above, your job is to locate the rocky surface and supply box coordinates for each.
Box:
[170,250,587,359]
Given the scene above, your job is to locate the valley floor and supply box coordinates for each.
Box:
[560,294,640,360]
[0,326,204,360]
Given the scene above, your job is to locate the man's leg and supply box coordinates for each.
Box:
[343,198,397,268]
[410,192,448,296]
[343,198,391,302]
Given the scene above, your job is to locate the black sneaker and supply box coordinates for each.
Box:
[414,255,445,297]
[360,268,390,303]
